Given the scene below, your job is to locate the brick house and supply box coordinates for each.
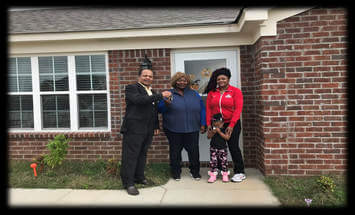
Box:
[8,7,347,176]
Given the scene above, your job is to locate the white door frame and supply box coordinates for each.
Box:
[171,47,243,161]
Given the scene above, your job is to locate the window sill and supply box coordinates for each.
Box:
[7,131,113,139]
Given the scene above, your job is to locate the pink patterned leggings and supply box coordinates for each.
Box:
[209,147,228,172]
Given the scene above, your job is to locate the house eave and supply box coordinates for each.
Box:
[8,7,313,55]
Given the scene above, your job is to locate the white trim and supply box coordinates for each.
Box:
[7,92,33,95]
[68,55,78,131]
[9,34,251,55]
[31,56,41,130]
[104,52,112,133]
[10,51,109,58]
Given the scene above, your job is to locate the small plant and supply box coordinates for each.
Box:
[317,176,336,193]
[43,134,70,169]
[106,159,121,176]
[33,154,46,173]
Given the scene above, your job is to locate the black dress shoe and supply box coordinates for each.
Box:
[126,186,139,195]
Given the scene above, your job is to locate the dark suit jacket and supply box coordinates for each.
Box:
[120,83,163,135]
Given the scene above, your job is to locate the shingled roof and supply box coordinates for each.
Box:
[9,7,242,34]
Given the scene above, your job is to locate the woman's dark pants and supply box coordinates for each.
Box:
[226,119,245,174]
[164,129,200,178]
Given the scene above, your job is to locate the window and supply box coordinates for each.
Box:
[76,55,106,91]
[39,56,70,129]
[8,57,34,128]
[39,56,68,91]
[7,53,110,132]
[42,95,70,128]
[75,55,107,129]
[8,57,32,92]
[8,95,34,128]
[78,94,107,128]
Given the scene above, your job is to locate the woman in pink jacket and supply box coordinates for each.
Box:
[204,68,246,183]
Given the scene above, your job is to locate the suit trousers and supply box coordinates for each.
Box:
[226,119,245,174]
[164,129,200,178]
[120,132,153,187]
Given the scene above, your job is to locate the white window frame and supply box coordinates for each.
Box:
[8,52,111,133]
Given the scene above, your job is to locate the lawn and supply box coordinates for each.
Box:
[264,174,347,207]
[8,160,170,190]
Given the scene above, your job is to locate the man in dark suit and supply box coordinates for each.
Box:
[120,65,172,195]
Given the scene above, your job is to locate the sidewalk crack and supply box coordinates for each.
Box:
[56,189,73,201]
[159,185,168,205]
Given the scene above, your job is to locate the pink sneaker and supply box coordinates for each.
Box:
[221,171,230,182]
[207,171,218,183]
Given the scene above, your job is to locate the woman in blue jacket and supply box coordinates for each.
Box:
[158,72,206,181]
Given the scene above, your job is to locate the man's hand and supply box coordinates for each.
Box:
[154,129,160,136]
[161,91,172,99]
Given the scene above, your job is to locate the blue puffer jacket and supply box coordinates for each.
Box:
[158,88,206,133]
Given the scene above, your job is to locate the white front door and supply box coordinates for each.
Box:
[171,48,242,161]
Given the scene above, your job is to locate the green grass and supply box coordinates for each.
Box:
[9,160,170,190]
[264,174,347,208]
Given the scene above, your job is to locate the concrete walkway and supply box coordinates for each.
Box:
[8,168,281,208]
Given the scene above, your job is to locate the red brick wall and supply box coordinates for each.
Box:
[111,49,172,163]
[240,7,347,175]
[8,132,114,160]
[240,45,260,170]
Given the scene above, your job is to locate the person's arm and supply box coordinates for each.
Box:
[207,128,217,139]
[228,87,243,128]
[206,92,212,132]
[125,84,162,105]
[200,98,207,133]
[199,94,207,127]
[157,99,168,113]
[193,91,206,133]
[125,84,171,105]
[154,92,161,134]
[158,90,173,113]
[216,128,231,141]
